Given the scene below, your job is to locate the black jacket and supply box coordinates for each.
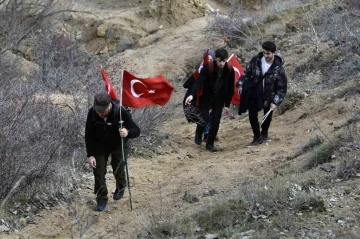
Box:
[189,62,235,108]
[85,101,140,157]
[237,52,287,108]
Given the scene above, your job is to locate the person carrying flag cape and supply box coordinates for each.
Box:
[185,48,235,152]
[183,49,219,143]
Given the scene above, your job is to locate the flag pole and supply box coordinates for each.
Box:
[119,70,133,211]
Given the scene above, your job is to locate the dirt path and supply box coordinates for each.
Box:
[6,87,352,238]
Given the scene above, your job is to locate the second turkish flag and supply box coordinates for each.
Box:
[122,70,174,108]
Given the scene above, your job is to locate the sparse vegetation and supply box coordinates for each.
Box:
[278,90,305,115]
[303,134,344,170]
[286,135,324,160]
[195,199,247,232]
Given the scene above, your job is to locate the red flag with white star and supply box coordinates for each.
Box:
[122,70,174,108]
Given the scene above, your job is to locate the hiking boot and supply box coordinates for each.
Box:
[113,187,126,200]
[194,134,202,145]
[206,144,218,152]
[95,201,107,211]
[246,137,263,147]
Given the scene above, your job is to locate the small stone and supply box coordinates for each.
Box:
[0,225,10,232]
[337,219,346,225]
[205,234,218,239]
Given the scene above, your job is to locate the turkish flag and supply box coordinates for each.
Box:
[122,70,174,108]
[192,49,211,105]
[193,49,210,79]
[227,54,244,105]
[100,67,119,100]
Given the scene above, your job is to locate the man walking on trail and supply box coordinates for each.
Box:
[185,48,235,152]
[237,41,287,147]
[183,49,218,143]
[85,92,140,211]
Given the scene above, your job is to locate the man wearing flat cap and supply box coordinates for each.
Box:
[85,92,140,211]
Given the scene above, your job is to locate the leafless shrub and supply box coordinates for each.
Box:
[312,3,360,48]
[206,14,250,43]
[0,5,102,209]
[132,105,173,136]
[205,3,267,47]
[127,105,174,158]
[0,0,74,55]
[335,117,360,180]
[348,0,360,9]
[269,0,303,14]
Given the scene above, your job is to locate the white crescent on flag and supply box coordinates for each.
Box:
[233,66,240,77]
[130,79,147,98]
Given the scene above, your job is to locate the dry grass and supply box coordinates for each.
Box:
[286,135,324,160]
[278,90,305,115]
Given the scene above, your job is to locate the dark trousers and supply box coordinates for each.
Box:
[93,146,127,203]
[196,99,224,146]
[248,106,273,139]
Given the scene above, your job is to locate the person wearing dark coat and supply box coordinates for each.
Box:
[185,48,235,152]
[236,41,287,147]
[183,50,219,142]
[85,92,140,211]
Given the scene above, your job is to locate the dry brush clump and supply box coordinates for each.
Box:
[335,112,360,180]
[205,3,266,47]
[128,104,174,158]
[0,43,92,205]
[286,135,324,160]
[0,0,174,221]
[138,175,332,238]
[291,2,360,90]
[0,3,103,226]
[0,0,73,55]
